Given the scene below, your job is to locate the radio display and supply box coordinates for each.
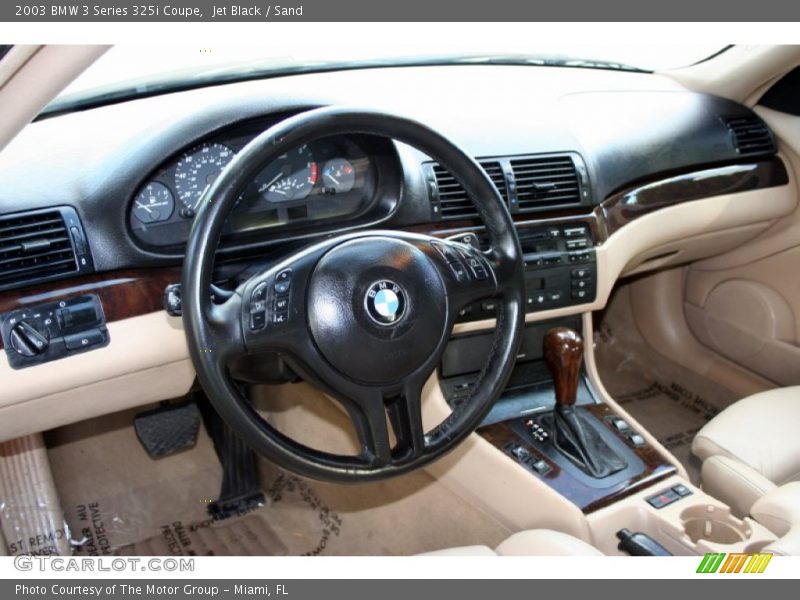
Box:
[526,277,545,290]
[521,240,557,254]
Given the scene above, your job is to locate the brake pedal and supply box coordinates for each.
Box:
[134,401,201,459]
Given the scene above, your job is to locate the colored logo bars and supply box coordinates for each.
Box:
[696,552,773,574]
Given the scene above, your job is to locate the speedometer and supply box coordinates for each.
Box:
[174,143,235,215]
[254,144,318,203]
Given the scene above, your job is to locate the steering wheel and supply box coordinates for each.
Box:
[182,107,525,483]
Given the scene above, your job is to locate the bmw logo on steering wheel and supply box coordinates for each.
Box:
[365,280,407,325]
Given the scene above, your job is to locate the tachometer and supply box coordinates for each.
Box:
[132,181,174,223]
[254,145,318,203]
[174,143,235,215]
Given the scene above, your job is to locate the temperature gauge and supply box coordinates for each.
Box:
[321,158,356,194]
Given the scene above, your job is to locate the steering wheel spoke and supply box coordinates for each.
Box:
[238,253,318,359]
[389,376,427,458]
[203,294,248,366]
[428,239,498,317]
[349,388,394,465]
[345,373,428,468]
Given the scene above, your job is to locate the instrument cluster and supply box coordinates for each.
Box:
[129,123,381,249]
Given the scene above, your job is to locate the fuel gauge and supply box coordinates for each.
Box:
[321,158,356,194]
[132,182,175,223]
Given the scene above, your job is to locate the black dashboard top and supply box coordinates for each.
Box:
[0,64,775,279]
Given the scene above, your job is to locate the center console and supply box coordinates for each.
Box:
[439,316,779,555]
[440,320,676,514]
[587,475,778,557]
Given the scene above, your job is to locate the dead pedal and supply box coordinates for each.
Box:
[134,401,201,459]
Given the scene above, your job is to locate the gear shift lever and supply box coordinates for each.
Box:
[541,327,626,478]
[544,327,584,407]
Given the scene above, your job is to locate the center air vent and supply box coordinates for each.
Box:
[0,207,91,291]
[723,115,776,156]
[430,160,508,220]
[426,152,588,220]
[511,155,581,212]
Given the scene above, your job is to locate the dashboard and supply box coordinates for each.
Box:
[0,65,788,280]
[0,65,784,275]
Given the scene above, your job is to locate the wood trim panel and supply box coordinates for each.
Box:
[600,157,789,236]
[478,403,677,513]
[0,267,181,349]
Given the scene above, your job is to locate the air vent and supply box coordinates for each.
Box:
[723,115,776,156]
[0,209,79,290]
[511,155,581,211]
[482,162,509,200]
[431,160,507,220]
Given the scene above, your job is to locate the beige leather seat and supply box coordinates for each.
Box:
[422,529,602,556]
[692,387,800,516]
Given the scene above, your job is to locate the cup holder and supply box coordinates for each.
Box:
[681,504,752,544]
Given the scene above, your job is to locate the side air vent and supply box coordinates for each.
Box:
[723,115,776,156]
[431,160,507,220]
[511,155,581,211]
[0,208,91,291]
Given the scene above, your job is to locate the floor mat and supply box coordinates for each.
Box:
[116,514,289,556]
[45,384,510,556]
[594,286,740,484]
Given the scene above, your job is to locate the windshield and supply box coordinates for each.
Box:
[47,42,728,115]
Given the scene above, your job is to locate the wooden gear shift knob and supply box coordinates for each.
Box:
[543,327,584,407]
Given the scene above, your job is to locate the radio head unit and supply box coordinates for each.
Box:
[456,222,597,322]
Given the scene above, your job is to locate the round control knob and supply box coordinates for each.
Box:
[9,321,49,357]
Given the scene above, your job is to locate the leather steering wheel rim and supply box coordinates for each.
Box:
[182,106,525,483]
